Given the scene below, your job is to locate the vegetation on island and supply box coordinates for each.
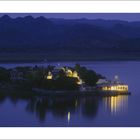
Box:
[0,64,103,91]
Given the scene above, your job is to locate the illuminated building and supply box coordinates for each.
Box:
[72,71,78,78]
[65,69,84,85]
[101,84,128,92]
[46,71,53,80]
[97,76,129,93]
[66,69,73,77]
[77,78,83,85]
[66,69,79,78]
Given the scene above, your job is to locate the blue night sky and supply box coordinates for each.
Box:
[0,13,140,21]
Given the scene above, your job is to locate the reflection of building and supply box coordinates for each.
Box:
[26,95,99,124]
[67,112,71,124]
[103,95,128,115]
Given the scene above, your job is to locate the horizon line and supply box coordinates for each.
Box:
[1,14,140,22]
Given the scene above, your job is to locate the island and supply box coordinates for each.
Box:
[0,63,130,97]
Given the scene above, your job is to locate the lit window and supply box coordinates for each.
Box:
[47,71,53,80]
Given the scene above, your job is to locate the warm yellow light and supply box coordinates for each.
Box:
[111,86,115,90]
[102,86,107,90]
[103,95,128,115]
[77,79,83,85]
[46,71,53,80]
[47,75,52,79]
[111,96,117,114]
[102,85,128,92]
[67,112,70,123]
[66,69,73,77]
[73,71,78,78]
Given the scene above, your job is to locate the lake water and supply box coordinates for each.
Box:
[0,61,140,127]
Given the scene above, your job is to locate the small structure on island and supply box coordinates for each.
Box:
[72,71,78,78]
[96,79,109,85]
[45,67,84,86]
[96,76,129,94]
[64,68,84,85]
[101,83,128,92]
[66,69,73,77]
[46,71,53,80]
[10,69,25,81]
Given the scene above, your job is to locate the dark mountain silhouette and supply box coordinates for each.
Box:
[0,15,140,61]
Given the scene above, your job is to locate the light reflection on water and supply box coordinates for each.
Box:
[67,112,71,124]
[103,95,128,115]
[0,91,131,126]
[0,61,139,126]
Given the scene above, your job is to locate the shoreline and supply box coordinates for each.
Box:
[0,62,131,97]
[0,85,131,98]
[32,88,131,97]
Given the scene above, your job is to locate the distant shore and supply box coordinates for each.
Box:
[0,53,140,63]
[0,52,140,63]
[0,59,140,64]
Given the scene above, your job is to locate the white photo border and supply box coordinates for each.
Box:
[0,0,139,139]
[0,1,140,13]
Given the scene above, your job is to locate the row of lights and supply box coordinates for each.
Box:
[102,85,128,91]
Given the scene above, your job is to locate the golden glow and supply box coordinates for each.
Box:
[65,69,84,85]
[103,95,128,115]
[66,69,73,77]
[110,96,117,113]
[67,112,71,123]
[46,71,53,80]
[66,69,79,78]
[102,85,128,92]
[77,79,83,85]
[72,71,78,78]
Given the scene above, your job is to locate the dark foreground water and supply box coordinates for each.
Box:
[0,61,140,127]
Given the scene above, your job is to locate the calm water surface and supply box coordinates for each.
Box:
[0,61,140,127]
